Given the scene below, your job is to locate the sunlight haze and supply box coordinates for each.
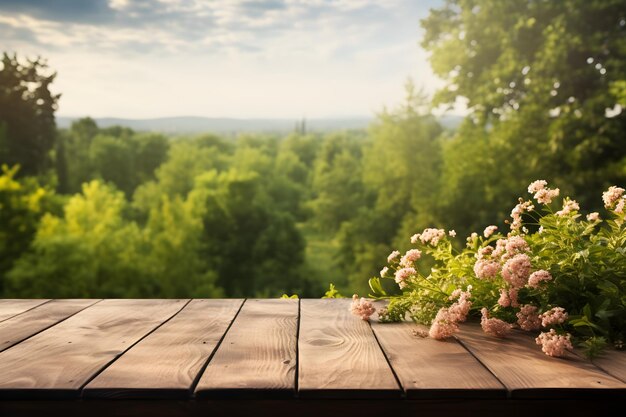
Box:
[0,0,445,118]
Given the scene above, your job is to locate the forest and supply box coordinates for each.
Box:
[1,0,625,299]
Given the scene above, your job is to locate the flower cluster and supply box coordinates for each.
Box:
[429,287,472,339]
[480,308,513,337]
[350,295,375,320]
[536,329,573,357]
[516,304,541,331]
[527,270,552,288]
[540,307,568,327]
[366,180,625,358]
[528,180,560,204]
[411,228,446,246]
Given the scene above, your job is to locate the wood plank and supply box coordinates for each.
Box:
[0,300,50,322]
[84,299,243,399]
[370,320,505,399]
[0,299,100,353]
[592,349,626,383]
[0,299,188,399]
[195,299,298,399]
[456,323,626,398]
[298,299,400,398]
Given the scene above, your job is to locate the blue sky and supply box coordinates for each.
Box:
[0,0,445,118]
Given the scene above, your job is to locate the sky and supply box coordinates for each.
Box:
[0,0,446,119]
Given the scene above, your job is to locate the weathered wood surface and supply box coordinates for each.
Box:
[195,299,298,398]
[0,299,99,352]
[0,299,49,322]
[0,297,623,413]
[370,320,505,398]
[456,323,626,398]
[298,299,400,398]
[592,349,626,383]
[85,299,243,399]
[0,299,187,398]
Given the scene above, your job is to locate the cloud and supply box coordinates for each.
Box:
[0,0,447,118]
[0,0,115,23]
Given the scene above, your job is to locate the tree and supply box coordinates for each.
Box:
[0,53,59,176]
[334,83,444,293]
[309,133,368,231]
[191,169,312,297]
[0,165,53,294]
[5,180,223,298]
[422,0,626,211]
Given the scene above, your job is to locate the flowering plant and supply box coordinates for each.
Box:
[358,182,625,357]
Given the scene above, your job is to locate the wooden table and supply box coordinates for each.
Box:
[0,299,623,416]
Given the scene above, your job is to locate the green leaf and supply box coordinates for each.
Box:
[368,277,387,297]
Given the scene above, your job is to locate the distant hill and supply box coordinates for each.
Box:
[56,116,373,134]
[56,115,464,134]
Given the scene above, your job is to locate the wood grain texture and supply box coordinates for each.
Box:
[0,300,50,322]
[0,299,100,352]
[0,299,188,399]
[298,299,400,398]
[370,320,505,398]
[195,299,298,399]
[592,349,626,383]
[84,299,243,399]
[456,323,626,398]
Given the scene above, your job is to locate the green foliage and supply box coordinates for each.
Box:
[59,118,171,197]
[322,283,345,299]
[372,182,625,357]
[0,53,59,176]
[421,0,626,218]
[5,180,222,298]
[334,83,444,295]
[0,165,55,292]
[281,294,299,299]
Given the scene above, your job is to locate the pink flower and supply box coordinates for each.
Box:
[379,267,389,278]
[417,228,446,246]
[448,286,472,321]
[429,286,473,340]
[497,288,519,308]
[556,198,580,216]
[394,267,416,289]
[527,270,552,288]
[504,235,530,257]
[400,249,422,267]
[534,188,560,204]
[616,198,625,214]
[535,329,573,357]
[350,295,375,320]
[480,308,513,337]
[528,180,561,204]
[510,200,534,231]
[528,180,547,194]
[517,305,542,331]
[602,186,625,209]
[492,238,507,260]
[410,234,419,244]
[540,307,568,327]
[483,225,498,238]
[586,212,600,221]
[476,245,494,260]
[501,254,532,288]
[448,230,457,237]
[474,259,499,280]
[429,308,460,339]
[387,250,400,263]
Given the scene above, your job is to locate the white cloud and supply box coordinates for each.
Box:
[1,0,448,118]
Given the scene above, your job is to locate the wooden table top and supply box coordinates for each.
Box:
[0,298,623,416]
